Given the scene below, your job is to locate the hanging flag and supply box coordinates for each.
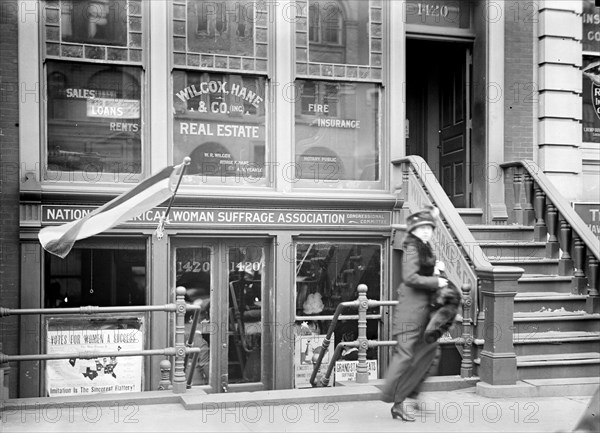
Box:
[39,159,190,258]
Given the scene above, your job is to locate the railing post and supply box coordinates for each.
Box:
[533,184,547,241]
[0,343,9,399]
[478,267,523,386]
[522,173,535,226]
[460,284,473,378]
[572,236,587,294]
[545,203,559,258]
[512,167,523,224]
[157,359,172,390]
[587,255,600,314]
[558,220,574,276]
[173,286,187,394]
[355,284,369,384]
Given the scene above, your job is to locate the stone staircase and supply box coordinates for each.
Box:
[460,209,600,380]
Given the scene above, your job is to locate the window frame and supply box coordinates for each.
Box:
[40,0,148,185]
[170,0,273,188]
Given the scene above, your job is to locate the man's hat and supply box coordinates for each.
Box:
[406,205,439,233]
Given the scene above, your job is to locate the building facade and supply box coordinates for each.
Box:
[1,0,598,398]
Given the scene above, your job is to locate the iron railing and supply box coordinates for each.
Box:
[310,283,474,387]
[0,286,200,399]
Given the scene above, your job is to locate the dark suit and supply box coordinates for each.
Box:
[381,233,440,404]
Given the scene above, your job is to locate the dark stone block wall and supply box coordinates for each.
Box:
[0,0,21,398]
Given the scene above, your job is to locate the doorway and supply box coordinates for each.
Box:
[406,39,472,208]
[171,238,273,393]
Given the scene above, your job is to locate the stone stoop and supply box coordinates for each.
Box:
[461,212,600,383]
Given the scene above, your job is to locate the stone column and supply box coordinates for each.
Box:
[478,266,523,385]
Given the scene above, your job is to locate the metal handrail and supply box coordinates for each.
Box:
[0,304,200,317]
[310,283,475,387]
[0,286,198,398]
[310,284,399,387]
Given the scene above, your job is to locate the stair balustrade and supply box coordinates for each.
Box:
[392,156,524,386]
[501,161,600,312]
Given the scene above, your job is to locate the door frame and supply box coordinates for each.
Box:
[170,236,274,393]
[405,37,473,207]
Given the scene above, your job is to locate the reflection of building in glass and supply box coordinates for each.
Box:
[308,0,369,65]
[61,0,128,46]
[187,0,254,56]
[46,62,142,173]
[295,80,379,181]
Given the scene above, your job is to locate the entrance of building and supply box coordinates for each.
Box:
[406,39,472,207]
[171,238,273,393]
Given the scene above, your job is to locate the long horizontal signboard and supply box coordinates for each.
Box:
[42,206,391,228]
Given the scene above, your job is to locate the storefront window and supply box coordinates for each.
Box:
[295,242,381,317]
[46,61,142,175]
[294,241,381,387]
[582,0,600,143]
[45,239,147,308]
[295,80,380,182]
[60,0,128,46]
[172,71,267,182]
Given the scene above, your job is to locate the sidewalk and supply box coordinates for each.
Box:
[1,383,596,432]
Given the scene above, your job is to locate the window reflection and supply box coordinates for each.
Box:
[187,0,255,56]
[61,0,128,46]
[172,71,267,180]
[295,80,380,181]
[46,61,142,174]
[295,242,381,316]
[45,239,147,308]
[308,0,369,65]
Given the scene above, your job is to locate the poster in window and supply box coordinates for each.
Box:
[583,56,600,143]
[61,0,128,46]
[293,325,334,388]
[46,317,144,397]
[172,71,266,181]
[295,80,380,182]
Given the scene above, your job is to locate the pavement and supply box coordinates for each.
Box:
[1,378,598,433]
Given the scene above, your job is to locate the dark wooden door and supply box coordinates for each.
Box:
[439,46,470,207]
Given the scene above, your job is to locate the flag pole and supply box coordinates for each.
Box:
[155,157,191,240]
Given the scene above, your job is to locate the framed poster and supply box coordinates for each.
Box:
[45,316,144,397]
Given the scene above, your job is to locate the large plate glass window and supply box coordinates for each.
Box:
[295,1,384,189]
[44,238,147,308]
[294,241,382,387]
[295,80,380,183]
[173,71,267,183]
[46,61,143,175]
